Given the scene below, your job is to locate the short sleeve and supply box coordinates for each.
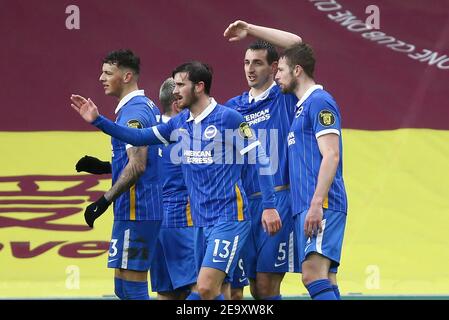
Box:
[308,95,341,139]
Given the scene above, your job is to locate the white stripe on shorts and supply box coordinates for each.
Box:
[288,231,294,272]
[316,219,327,254]
[225,235,239,274]
[121,228,130,269]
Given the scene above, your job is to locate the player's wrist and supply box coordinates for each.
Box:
[91,114,103,125]
[247,23,255,35]
[262,201,276,210]
[310,197,324,207]
[99,194,112,206]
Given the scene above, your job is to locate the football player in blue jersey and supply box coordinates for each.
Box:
[71,61,280,300]
[150,78,197,300]
[224,20,302,300]
[276,42,348,299]
[74,50,163,300]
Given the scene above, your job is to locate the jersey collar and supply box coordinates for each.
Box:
[115,90,145,114]
[296,85,323,107]
[186,98,217,124]
[249,82,276,103]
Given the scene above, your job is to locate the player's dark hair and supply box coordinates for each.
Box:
[281,43,315,78]
[172,61,213,95]
[159,78,176,114]
[247,40,279,65]
[103,49,140,75]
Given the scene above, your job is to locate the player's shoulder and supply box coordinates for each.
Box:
[169,108,190,126]
[217,103,245,121]
[310,88,335,102]
[224,92,249,109]
[309,88,339,111]
[127,96,158,111]
[121,96,161,126]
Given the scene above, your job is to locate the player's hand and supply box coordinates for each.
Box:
[304,205,323,238]
[76,155,112,174]
[84,195,111,228]
[224,20,249,42]
[70,94,100,123]
[261,208,282,236]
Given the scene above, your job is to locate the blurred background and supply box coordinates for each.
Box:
[1,0,448,299]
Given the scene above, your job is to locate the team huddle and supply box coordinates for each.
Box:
[70,20,347,300]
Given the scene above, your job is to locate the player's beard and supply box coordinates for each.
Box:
[281,76,298,94]
[178,86,198,109]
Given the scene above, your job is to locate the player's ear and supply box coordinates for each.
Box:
[195,81,205,94]
[294,65,302,77]
[123,71,133,84]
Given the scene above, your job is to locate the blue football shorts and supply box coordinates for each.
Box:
[195,220,250,283]
[107,219,161,271]
[295,209,347,273]
[150,226,197,292]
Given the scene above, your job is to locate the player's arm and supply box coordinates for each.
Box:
[237,122,281,236]
[70,94,172,146]
[83,146,147,228]
[105,146,147,202]
[304,134,340,238]
[253,147,282,236]
[224,20,302,49]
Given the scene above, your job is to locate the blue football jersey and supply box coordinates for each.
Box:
[111,93,163,221]
[94,98,276,227]
[159,100,250,226]
[225,84,297,195]
[159,115,193,228]
[288,85,348,216]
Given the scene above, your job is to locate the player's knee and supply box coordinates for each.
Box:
[301,265,325,286]
[255,281,279,299]
[249,284,259,299]
[231,289,244,300]
[197,284,219,300]
[157,291,181,300]
[302,257,330,286]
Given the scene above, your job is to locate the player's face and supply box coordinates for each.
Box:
[99,63,124,97]
[276,57,297,94]
[244,49,275,90]
[173,72,197,109]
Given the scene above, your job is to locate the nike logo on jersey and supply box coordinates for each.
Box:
[212,258,226,263]
[274,261,286,267]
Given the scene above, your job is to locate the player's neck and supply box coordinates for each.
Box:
[295,78,316,101]
[249,80,275,98]
[189,95,211,119]
[117,84,139,101]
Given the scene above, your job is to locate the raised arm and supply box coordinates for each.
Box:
[70,94,171,146]
[224,20,302,49]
